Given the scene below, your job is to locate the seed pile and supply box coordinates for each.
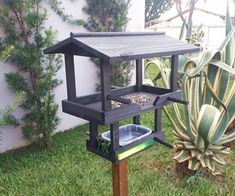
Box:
[111,94,152,109]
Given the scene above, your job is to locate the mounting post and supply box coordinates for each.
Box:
[100,59,112,111]
[133,116,140,125]
[110,122,119,155]
[89,122,98,148]
[170,55,179,92]
[136,59,143,91]
[64,54,77,102]
[112,160,128,196]
[154,109,162,132]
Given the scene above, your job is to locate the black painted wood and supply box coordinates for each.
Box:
[44,33,200,62]
[170,55,179,91]
[100,60,112,111]
[76,85,136,105]
[43,32,201,163]
[62,100,103,123]
[64,54,76,101]
[153,90,182,107]
[86,141,115,162]
[63,90,182,125]
[153,137,173,149]
[110,122,119,156]
[104,104,141,124]
[107,95,131,104]
[136,59,143,91]
[133,116,140,125]
[142,85,170,95]
[89,122,98,148]
[71,32,165,37]
[154,109,162,132]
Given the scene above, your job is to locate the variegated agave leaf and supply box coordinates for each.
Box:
[144,4,235,173]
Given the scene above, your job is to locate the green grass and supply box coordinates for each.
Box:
[0,110,234,196]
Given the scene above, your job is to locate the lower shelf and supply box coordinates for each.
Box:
[86,130,165,163]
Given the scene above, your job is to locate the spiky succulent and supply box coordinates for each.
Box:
[144,4,235,173]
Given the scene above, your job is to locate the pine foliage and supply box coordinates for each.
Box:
[83,0,134,87]
[0,0,62,148]
[145,0,174,23]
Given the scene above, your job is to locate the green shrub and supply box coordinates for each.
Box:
[0,1,62,148]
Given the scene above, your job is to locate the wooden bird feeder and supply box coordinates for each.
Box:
[44,32,199,196]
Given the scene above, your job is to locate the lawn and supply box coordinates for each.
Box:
[0,109,234,196]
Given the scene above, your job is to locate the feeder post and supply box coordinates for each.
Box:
[110,122,119,155]
[64,54,77,102]
[133,116,140,125]
[112,160,128,196]
[154,109,162,132]
[100,59,112,111]
[170,55,179,92]
[89,122,98,148]
[136,59,143,91]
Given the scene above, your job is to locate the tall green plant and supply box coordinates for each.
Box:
[83,0,134,87]
[144,5,235,173]
[0,1,62,148]
[145,0,174,23]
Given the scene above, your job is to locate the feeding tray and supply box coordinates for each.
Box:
[101,124,152,146]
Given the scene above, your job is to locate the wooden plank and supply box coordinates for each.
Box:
[71,32,165,37]
[64,54,77,102]
[142,85,170,95]
[44,33,199,61]
[136,59,143,91]
[112,160,128,196]
[100,60,112,111]
[170,55,179,91]
[133,116,140,125]
[43,38,72,54]
[110,48,199,62]
[76,35,199,61]
[86,142,115,162]
[76,85,136,105]
[153,90,182,107]
[154,109,162,132]
[110,122,119,152]
[111,85,137,96]
[108,95,131,104]
[89,122,98,148]
[104,104,141,124]
[62,100,103,123]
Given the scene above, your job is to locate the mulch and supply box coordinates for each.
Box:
[225,119,235,148]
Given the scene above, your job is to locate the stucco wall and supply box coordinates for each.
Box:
[0,0,145,152]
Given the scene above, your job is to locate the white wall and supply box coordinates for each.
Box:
[0,0,145,152]
[157,25,226,49]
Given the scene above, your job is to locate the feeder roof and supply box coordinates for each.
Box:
[44,32,199,62]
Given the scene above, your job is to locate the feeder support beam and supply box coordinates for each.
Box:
[170,55,179,91]
[64,54,77,101]
[136,59,143,91]
[155,109,162,132]
[89,122,98,148]
[133,116,140,125]
[100,60,112,111]
[112,160,128,196]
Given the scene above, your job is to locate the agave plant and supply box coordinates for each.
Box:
[144,5,235,173]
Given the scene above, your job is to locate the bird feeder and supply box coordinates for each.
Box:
[44,32,199,196]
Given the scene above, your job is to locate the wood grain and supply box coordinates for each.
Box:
[112,160,128,196]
